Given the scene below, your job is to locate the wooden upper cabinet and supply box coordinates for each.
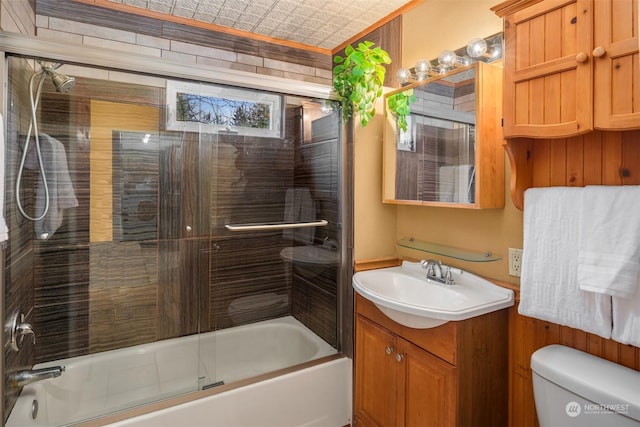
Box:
[592,0,640,130]
[499,0,639,138]
[503,0,592,138]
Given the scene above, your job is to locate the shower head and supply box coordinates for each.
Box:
[50,72,75,93]
[37,61,76,93]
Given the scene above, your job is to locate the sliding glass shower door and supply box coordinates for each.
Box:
[4,54,341,426]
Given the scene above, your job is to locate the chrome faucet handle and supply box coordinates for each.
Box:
[443,268,455,285]
[420,259,435,276]
[6,310,36,352]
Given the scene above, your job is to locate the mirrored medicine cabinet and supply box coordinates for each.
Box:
[383,62,504,209]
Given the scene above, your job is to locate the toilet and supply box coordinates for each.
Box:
[531,344,640,427]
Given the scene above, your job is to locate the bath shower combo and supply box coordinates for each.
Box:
[2,40,349,427]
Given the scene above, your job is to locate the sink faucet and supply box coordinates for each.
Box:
[7,366,65,390]
[420,259,455,285]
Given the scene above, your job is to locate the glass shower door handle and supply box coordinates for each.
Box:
[224,219,328,231]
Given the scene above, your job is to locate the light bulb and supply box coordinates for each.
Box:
[414,59,431,80]
[396,67,411,84]
[458,56,474,66]
[466,38,488,58]
[487,43,502,60]
[437,50,457,68]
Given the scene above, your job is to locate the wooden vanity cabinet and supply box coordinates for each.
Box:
[497,0,639,138]
[353,294,508,427]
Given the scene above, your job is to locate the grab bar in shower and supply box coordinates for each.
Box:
[224,219,328,232]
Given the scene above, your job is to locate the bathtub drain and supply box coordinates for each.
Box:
[31,400,38,420]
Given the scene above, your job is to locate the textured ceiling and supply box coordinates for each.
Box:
[104,0,416,51]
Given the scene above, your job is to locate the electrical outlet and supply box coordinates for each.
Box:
[509,248,523,277]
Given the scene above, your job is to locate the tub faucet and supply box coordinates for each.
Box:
[420,259,455,285]
[7,366,65,390]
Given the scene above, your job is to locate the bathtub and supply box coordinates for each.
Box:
[6,316,346,427]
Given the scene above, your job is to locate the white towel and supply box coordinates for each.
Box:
[519,187,612,338]
[0,114,8,242]
[612,289,640,346]
[456,165,474,203]
[283,187,315,244]
[438,165,474,203]
[438,166,455,202]
[577,185,640,298]
[26,134,78,240]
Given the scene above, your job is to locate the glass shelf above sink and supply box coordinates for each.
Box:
[397,238,501,263]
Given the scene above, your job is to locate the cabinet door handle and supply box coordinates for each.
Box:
[575,51,588,63]
[395,353,404,362]
[385,346,394,355]
[592,46,606,58]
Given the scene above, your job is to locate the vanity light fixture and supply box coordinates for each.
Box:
[396,32,503,85]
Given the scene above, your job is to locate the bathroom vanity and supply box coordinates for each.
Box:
[353,293,508,427]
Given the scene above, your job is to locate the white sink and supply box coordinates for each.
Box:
[352,261,514,328]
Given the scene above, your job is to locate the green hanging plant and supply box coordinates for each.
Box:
[387,89,415,133]
[332,41,391,127]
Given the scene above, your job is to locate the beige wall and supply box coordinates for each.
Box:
[402,0,503,66]
[354,96,399,261]
[354,0,523,284]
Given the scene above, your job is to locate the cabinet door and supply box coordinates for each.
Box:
[593,0,640,130]
[503,0,592,138]
[397,338,457,427]
[354,315,398,427]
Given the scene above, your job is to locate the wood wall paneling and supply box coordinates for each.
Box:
[509,302,640,427]
[332,16,403,89]
[505,130,640,210]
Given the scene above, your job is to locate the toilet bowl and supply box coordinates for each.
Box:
[531,344,640,427]
[227,292,289,325]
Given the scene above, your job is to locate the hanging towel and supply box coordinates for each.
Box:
[577,185,640,298]
[612,289,640,346]
[456,165,474,204]
[0,114,8,242]
[283,187,315,244]
[438,166,455,202]
[438,165,474,203]
[519,187,612,338]
[26,134,78,240]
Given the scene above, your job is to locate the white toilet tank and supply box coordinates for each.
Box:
[531,344,640,427]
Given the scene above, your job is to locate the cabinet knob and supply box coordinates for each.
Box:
[395,353,404,362]
[575,51,588,63]
[592,46,606,58]
[385,346,394,355]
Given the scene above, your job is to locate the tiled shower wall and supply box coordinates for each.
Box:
[34,0,333,86]
[4,61,340,364]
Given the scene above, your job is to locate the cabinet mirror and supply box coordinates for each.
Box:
[383,62,504,209]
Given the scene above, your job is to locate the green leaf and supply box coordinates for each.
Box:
[332,39,392,129]
[345,44,355,56]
